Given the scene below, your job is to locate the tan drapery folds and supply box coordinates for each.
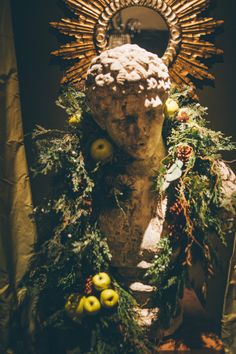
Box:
[0,0,36,351]
[222,234,236,354]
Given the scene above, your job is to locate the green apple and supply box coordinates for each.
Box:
[90,139,113,162]
[75,296,86,316]
[164,98,179,118]
[83,296,101,315]
[100,289,119,309]
[92,272,111,291]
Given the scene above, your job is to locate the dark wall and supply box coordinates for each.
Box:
[10,0,67,203]
[11,0,66,133]
[198,0,236,165]
[11,0,236,159]
[10,0,236,327]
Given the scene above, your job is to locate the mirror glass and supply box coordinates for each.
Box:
[108,6,169,57]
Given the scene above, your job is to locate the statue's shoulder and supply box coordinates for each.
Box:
[215,160,235,181]
[215,160,236,215]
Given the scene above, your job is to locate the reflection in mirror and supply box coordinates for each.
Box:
[108,6,169,57]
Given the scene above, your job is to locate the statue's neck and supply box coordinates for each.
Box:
[125,138,167,178]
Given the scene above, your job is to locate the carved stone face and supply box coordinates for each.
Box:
[92,92,165,160]
[85,44,171,159]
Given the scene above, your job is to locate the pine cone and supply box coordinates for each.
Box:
[176,109,190,123]
[158,339,190,351]
[84,276,93,295]
[176,144,193,163]
[201,333,224,351]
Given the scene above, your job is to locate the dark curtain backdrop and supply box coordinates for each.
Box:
[0,0,36,351]
[222,235,236,353]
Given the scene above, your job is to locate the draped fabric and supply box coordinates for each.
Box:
[0,0,36,351]
[222,233,236,354]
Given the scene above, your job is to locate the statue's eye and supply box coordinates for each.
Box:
[112,115,137,125]
[111,118,125,124]
[146,109,156,119]
[126,115,138,124]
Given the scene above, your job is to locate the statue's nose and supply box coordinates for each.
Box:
[137,114,148,136]
[126,114,147,137]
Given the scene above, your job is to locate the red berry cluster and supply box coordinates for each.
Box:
[84,276,93,295]
[169,200,184,216]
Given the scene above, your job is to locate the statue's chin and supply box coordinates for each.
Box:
[125,146,155,160]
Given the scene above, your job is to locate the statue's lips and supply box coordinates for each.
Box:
[125,142,157,159]
[128,143,146,150]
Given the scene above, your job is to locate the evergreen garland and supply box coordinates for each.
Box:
[148,87,235,329]
[14,85,235,353]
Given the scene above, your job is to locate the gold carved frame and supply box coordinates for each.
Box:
[51,0,223,90]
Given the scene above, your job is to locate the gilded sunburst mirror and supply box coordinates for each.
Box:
[51,0,223,91]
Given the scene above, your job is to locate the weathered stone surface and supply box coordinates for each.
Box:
[85,45,171,335]
[129,282,154,305]
[85,44,236,338]
[86,44,170,97]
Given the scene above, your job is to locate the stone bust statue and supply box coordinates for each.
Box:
[85,44,174,334]
[85,44,236,340]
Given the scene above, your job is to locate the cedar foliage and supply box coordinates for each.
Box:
[13,86,235,353]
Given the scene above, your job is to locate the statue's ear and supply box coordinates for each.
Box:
[89,96,111,130]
